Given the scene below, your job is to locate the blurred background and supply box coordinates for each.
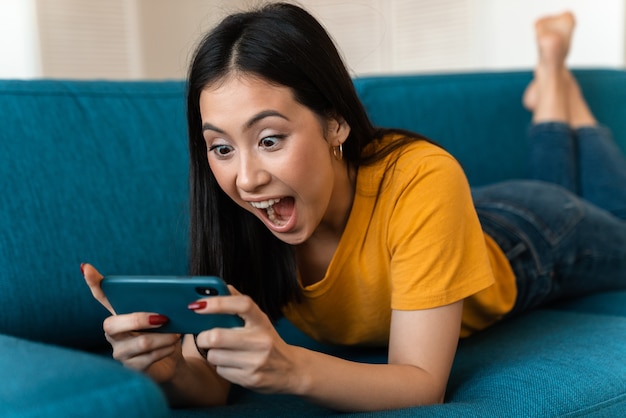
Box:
[1,0,624,80]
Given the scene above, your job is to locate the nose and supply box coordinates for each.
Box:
[236,153,271,193]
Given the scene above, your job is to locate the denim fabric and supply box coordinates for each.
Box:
[578,126,626,219]
[528,122,626,218]
[473,123,626,316]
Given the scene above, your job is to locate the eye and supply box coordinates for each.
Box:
[259,135,284,150]
[208,144,234,158]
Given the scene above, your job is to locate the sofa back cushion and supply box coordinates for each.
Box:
[0,80,189,348]
[354,69,626,186]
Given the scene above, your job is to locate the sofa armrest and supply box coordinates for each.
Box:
[0,334,169,418]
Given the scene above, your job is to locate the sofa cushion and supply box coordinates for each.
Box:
[0,333,169,418]
[169,309,626,417]
[552,290,626,317]
[446,309,626,417]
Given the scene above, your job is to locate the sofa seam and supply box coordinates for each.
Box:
[559,391,626,417]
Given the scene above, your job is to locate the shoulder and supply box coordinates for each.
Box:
[397,140,460,177]
[358,134,466,195]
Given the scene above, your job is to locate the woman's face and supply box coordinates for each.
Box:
[199,75,351,245]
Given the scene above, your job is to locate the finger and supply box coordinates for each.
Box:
[190,294,264,326]
[194,331,243,369]
[208,349,242,370]
[104,322,181,358]
[110,333,181,369]
[81,263,115,314]
[124,343,180,372]
[227,284,241,296]
[195,324,272,355]
[191,333,209,359]
[207,351,277,394]
[103,312,178,335]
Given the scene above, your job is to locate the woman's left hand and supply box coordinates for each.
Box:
[191,286,301,394]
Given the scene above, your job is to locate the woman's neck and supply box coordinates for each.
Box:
[295,163,357,287]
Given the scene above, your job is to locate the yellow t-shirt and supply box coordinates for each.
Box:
[283,136,517,345]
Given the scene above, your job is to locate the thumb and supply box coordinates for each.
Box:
[227,284,241,296]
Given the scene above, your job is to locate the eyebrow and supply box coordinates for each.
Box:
[202,110,290,133]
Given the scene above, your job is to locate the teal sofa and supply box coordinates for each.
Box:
[1,70,625,417]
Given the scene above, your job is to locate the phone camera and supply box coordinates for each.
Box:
[196,287,218,296]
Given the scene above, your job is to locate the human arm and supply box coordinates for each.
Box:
[294,302,463,410]
[192,288,463,412]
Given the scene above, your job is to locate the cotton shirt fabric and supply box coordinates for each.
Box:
[283,136,517,345]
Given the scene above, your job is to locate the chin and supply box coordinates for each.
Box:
[270,229,310,246]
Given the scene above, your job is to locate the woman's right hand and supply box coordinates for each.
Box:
[81,263,184,383]
[103,312,184,383]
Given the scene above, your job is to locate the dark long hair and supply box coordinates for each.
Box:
[187,2,427,320]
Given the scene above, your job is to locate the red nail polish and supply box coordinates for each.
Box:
[80,263,86,275]
[187,301,207,310]
[148,315,169,325]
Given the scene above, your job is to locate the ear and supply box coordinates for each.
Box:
[326,115,351,147]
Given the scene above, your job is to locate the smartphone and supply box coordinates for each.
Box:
[101,275,244,334]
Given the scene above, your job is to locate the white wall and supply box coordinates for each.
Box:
[0,0,40,78]
[308,0,626,75]
[468,0,625,70]
[0,0,624,79]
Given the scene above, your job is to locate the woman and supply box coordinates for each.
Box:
[83,4,626,412]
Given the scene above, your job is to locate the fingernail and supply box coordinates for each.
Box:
[148,315,169,325]
[80,263,86,275]
[187,301,207,310]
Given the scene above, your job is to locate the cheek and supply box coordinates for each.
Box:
[208,159,236,197]
[291,145,334,198]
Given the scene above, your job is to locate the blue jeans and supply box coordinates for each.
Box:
[473,122,626,316]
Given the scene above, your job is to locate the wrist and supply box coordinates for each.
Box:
[164,356,229,407]
[287,346,315,397]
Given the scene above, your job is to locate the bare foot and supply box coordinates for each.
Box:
[523,80,538,111]
[535,11,575,69]
[523,12,575,112]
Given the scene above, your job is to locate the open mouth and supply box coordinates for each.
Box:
[249,197,295,228]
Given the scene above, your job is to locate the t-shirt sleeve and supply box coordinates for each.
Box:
[388,151,494,310]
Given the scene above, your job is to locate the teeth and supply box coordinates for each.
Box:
[249,198,286,226]
[266,205,285,226]
[249,198,281,209]
[267,205,277,222]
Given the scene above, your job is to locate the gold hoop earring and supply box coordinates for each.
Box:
[332,144,343,161]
